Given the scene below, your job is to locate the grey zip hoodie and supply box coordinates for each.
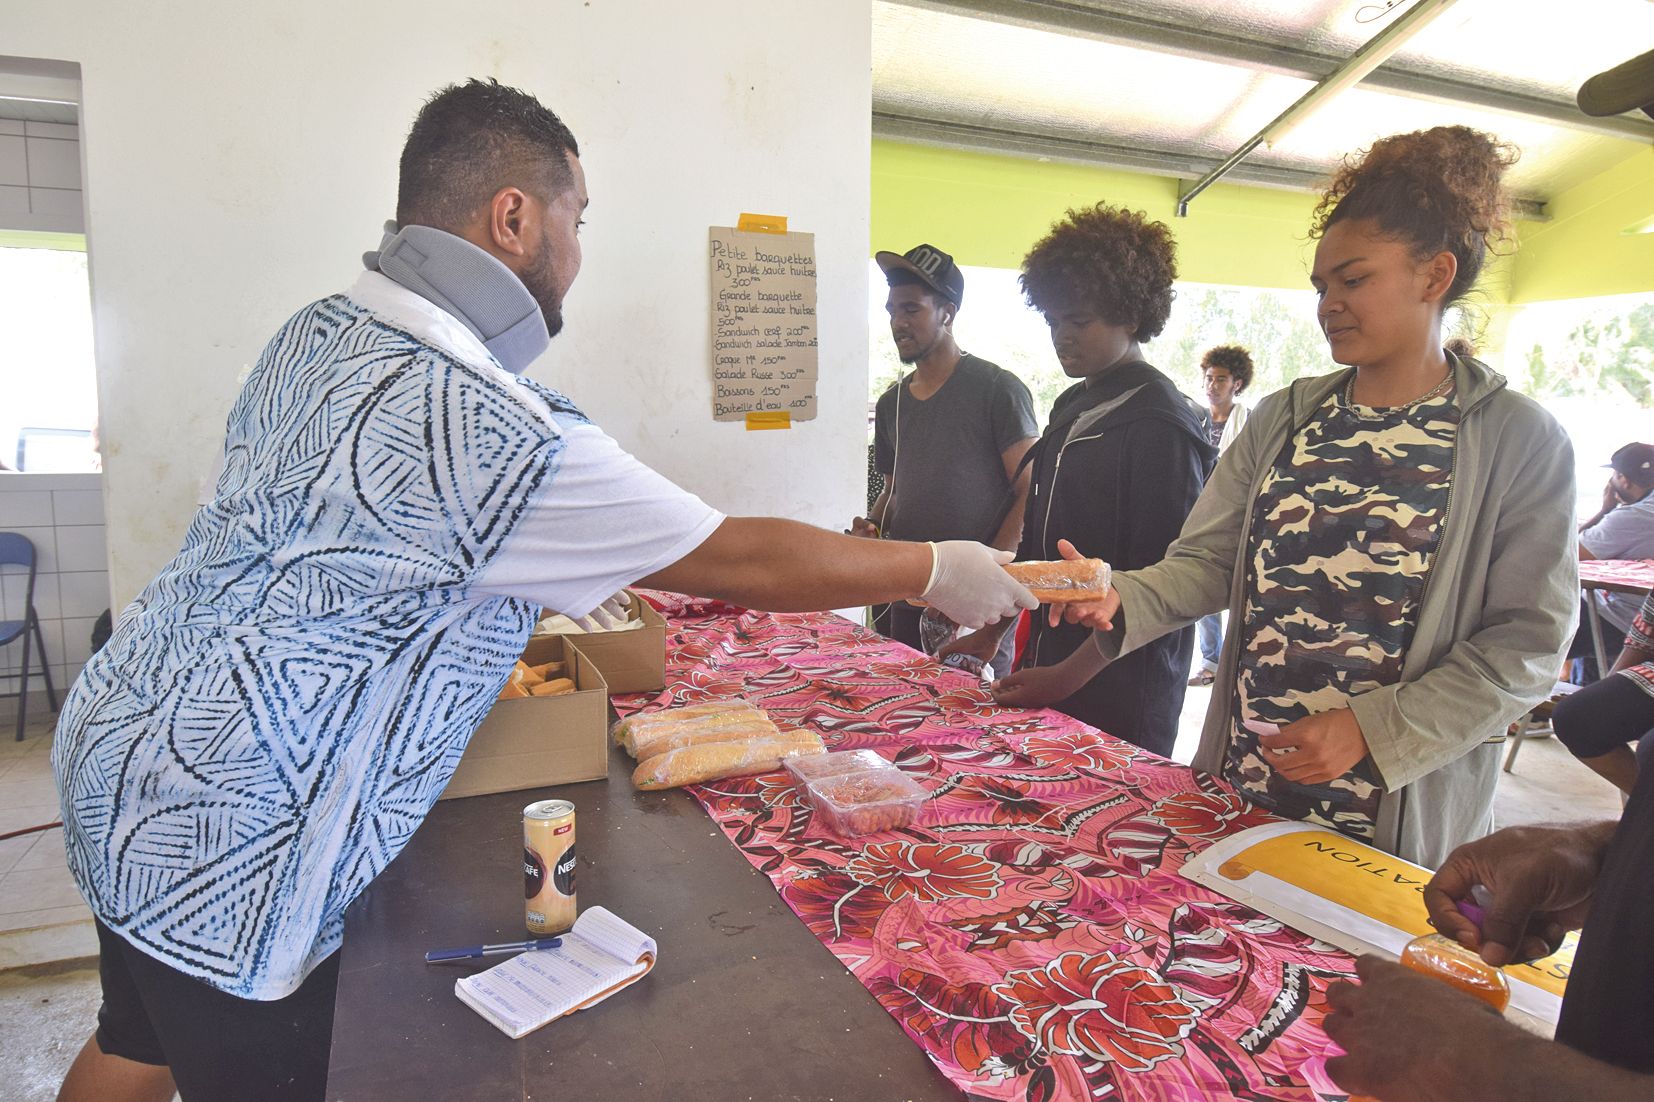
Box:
[1094,352,1578,867]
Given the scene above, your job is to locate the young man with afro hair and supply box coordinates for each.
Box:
[946,203,1215,755]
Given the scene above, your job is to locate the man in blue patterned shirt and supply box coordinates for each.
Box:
[52,80,1033,1102]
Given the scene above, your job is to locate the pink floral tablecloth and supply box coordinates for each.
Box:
[621,594,1354,1101]
[1579,558,1654,595]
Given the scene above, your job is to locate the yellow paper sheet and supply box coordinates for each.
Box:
[1189,824,1573,1002]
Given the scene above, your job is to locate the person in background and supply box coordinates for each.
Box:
[1578,441,1654,632]
[1321,45,1654,1102]
[1564,442,1654,683]
[1045,126,1577,866]
[852,244,1039,677]
[946,203,1215,755]
[52,82,1033,1102]
[1188,344,1254,688]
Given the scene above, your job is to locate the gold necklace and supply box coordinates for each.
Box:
[1344,369,1453,411]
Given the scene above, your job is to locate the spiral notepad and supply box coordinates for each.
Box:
[454,907,657,1039]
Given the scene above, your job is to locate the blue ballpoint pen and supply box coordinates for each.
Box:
[424,936,562,963]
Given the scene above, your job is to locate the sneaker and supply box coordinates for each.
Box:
[1188,670,1215,687]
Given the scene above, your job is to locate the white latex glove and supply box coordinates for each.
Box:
[572,592,634,632]
[920,542,1037,630]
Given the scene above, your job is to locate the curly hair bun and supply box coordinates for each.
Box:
[1312,126,1518,307]
[1020,202,1179,341]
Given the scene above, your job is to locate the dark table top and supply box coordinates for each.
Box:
[326,745,962,1101]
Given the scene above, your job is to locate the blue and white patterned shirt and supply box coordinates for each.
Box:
[53,273,720,998]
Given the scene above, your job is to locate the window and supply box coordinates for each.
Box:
[0,242,99,471]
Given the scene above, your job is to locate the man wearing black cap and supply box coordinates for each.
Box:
[1579,441,1654,636]
[852,244,1038,675]
[1321,49,1654,1102]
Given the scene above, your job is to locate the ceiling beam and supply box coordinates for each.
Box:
[1177,0,1458,216]
[872,109,1550,220]
[882,0,1654,143]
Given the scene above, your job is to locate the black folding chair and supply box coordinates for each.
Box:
[1,532,59,741]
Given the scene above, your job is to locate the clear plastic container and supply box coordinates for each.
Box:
[1398,933,1511,1011]
[805,768,927,837]
[784,749,891,785]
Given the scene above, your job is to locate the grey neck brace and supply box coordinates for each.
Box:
[363,221,548,374]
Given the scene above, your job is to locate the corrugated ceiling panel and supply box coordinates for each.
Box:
[874,1,1651,200]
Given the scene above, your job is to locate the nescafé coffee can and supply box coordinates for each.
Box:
[524,799,577,935]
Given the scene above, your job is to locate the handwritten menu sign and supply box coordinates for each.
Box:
[708,227,818,422]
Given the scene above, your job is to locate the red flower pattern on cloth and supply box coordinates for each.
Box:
[845,841,1004,904]
[1150,790,1253,838]
[616,599,1361,1100]
[954,776,1051,826]
[1023,730,1141,773]
[995,951,1202,1074]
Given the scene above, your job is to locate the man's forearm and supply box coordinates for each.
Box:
[1475,1027,1653,1102]
[643,517,932,611]
[870,487,893,531]
[990,498,1026,554]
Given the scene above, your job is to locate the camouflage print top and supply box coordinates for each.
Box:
[1225,380,1460,839]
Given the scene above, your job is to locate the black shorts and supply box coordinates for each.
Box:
[1552,672,1654,761]
[93,919,339,1101]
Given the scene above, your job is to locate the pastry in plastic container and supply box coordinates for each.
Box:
[805,768,928,837]
[783,749,891,785]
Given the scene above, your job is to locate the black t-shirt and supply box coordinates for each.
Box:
[1554,761,1654,1072]
[873,355,1038,544]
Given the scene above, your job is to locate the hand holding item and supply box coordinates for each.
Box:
[1047,540,1121,629]
[847,516,881,539]
[921,542,1038,630]
[1323,954,1516,1102]
[1423,822,1607,967]
[936,626,1003,666]
[1257,708,1369,785]
[992,663,1086,708]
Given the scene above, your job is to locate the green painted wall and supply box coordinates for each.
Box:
[872,139,1320,292]
[872,139,1649,307]
[1512,146,1654,304]
[0,229,87,252]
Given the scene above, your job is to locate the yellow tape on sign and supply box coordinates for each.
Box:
[745,411,791,431]
[736,213,788,234]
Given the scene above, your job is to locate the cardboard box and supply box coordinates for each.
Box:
[440,635,609,800]
[549,591,666,694]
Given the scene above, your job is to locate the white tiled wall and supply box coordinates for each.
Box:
[0,118,83,234]
[0,474,108,713]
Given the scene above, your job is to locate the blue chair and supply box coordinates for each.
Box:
[1,532,59,741]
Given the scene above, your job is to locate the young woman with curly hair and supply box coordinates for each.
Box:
[943,203,1215,755]
[1024,127,1577,865]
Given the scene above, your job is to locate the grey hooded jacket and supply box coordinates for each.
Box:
[1094,353,1578,868]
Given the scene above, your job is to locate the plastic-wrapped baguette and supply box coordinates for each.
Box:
[612,700,761,750]
[1005,558,1111,603]
[633,717,783,762]
[628,714,779,761]
[618,711,774,760]
[632,732,826,790]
